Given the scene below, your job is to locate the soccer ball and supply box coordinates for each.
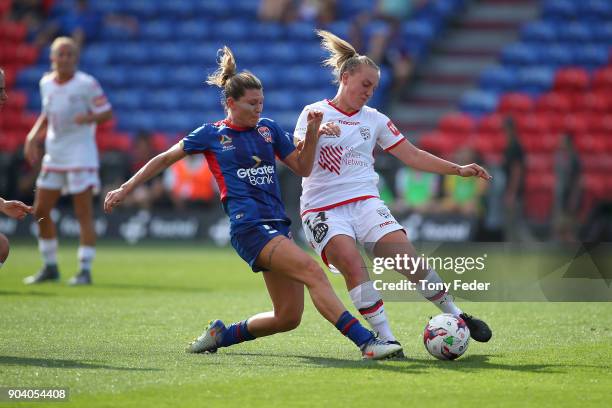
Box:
[423,314,470,360]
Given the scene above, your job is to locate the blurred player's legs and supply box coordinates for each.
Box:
[24,188,61,284]
[69,187,95,285]
[374,230,492,342]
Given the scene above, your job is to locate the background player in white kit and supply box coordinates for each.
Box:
[23,37,112,285]
[294,31,493,354]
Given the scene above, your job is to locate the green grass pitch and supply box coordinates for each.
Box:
[0,242,610,407]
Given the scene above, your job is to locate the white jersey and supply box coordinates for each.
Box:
[40,71,111,171]
[294,99,406,215]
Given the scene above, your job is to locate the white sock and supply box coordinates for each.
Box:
[417,269,462,316]
[349,281,396,342]
[38,238,58,266]
[78,246,95,272]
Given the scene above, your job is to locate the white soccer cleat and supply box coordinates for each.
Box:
[361,338,403,360]
[186,319,226,354]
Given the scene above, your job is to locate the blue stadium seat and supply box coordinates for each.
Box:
[93,67,130,88]
[158,0,193,18]
[287,22,317,41]
[108,91,142,111]
[251,22,285,41]
[111,43,151,65]
[181,89,221,111]
[143,91,182,110]
[155,43,186,64]
[402,20,436,43]
[478,66,518,92]
[119,0,157,19]
[140,21,175,41]
[541,0,576,20]
[167,66,205,89]
[15,66,47,88]
[578,0,612,20]
[249,65,285,89]
[558,22,593,43]
[80,44,112,68]
[266,43,300,64]
[211,20,250,41]
[459,90,498,116]
[118,111,157,132]
[517,67,555,95]
[230,43,262,66]
[501,43,540,67]
[592,22,612,44]
[542,44,575,67]
[521,21,556,43]
[127,67,166,87]
[573,45,610,69]
[175,20,209,41]
[264,91,296,111]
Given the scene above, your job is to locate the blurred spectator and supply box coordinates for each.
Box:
[121,131,166,210]
[10,0,52,40]
[350,0,428,100]
[501,116,534,242]
[297,0,336,25]
[163,154,216,210]
[394,167,441,214]
[34,0,137,48]
[258,0,296,23]
[552,133,582,242]
[440,147,488,217]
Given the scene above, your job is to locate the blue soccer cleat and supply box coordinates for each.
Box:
[186,320,226,353]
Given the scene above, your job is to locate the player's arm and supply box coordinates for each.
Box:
[388,140,491,180]
[104,142,187,213]
[23,113,48,165]
[74,108,113,125]
[283,111,339,177]
[0,197,32,220]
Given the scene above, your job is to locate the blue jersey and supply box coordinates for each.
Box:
[182,118,296,233]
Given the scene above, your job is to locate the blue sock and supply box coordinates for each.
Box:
[335,311,373,348]
[218,320,256,348]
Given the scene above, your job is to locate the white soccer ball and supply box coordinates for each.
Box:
[423,313,470,360]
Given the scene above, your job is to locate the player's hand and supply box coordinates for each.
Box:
[305,110,324,136]
[24,140,42,166]
[318,121,340,137]
[0,200,33,220]
[457,163,492,180]
[104,187,128,213]
[74,113,91,125]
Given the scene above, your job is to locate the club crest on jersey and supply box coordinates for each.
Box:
[257,126,273,143]
[377,207,391,219]
[359,126,371,141]
[219,134,235,151]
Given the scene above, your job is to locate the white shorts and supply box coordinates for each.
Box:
[36,169,100,195]
[301,197,404,261]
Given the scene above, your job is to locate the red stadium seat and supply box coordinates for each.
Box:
[477,113,504,135]
[564,114,590,136]
[0,21,27,42]
[573,91,610,113]
[498,93,534,115]
[592,67,612,90]
[438,112,476,137]
[553,68,590,92]
[587,113,612,134]
[535,92,572,114]
[515,113,550,137]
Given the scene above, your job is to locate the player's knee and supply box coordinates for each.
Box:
[332,253,365,283]
[0,233,9,263]
[276,313,302,332]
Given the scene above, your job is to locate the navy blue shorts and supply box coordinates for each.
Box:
[231,221,292,272]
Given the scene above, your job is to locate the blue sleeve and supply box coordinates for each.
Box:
[270,120,296,160]
[182,125,209,154]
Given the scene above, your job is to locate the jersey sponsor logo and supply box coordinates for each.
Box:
[338,119,360,126]
[257,126,272,143]
[318,144,343,175]
[386,120,401,136]
[359,126,371,141]
[219,134,235,151]
[237,157,275,186]
[379,220,396,228]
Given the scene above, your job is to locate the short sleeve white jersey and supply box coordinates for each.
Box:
[294,99,406,214]
[39,71,111,170]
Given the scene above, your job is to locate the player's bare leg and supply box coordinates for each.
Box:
[69,187,95,285]
[24,188,62,284]
[374,230,492,342]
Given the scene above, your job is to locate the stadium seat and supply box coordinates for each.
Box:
[521,21,556,43]
[592,67,612,89]
[459,90,498,116]
[501,43,540,67]
[573,45,609,69]
[535,92,572,114]
[558,22,593,43]
[478,66,518,92]
[542,0,576,20]
[553,68,590,92]
[498,93,534,115]
[439,112,476,137]
[517,67,555,95]
[542,45,575,68]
